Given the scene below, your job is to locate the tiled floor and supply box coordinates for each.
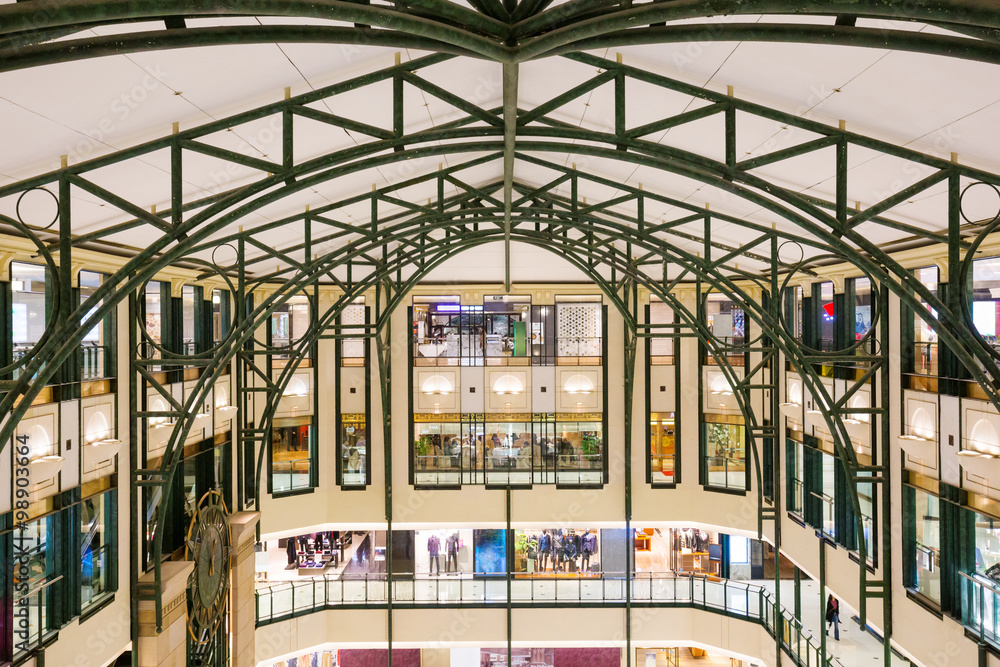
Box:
[754,579,910,667]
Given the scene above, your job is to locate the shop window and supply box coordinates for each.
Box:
[784,286,803,342]
[649,413,676,485]
[853,277,873,345]
[412,296,534,367]
[413,418,463,487]
[212,289,230,344]
[905,267,939,377]
[906,487,942,605]
[556,297,603,362]
[270,295,311,362]
[819,281,835,351]
[975,512,1000,576]
[12,515,52,655]
[181,285,197,354]
[857,472,876,565]
[340,303,366,366]
[703,292,745,366]
[483,418,533,485]
[972,257,1000,371]
[648,301,675,365]
[79,270,114,382]
[820,453,837,538]
[484,295,531,362]
[513,529,602,576]
[411,414,604,487]
[81,491,116,612]
[270,418,314,494]
[553,419,603,485]
[11,261,47,381]
[702,417,746,491]
[142,281,163,370]
[786,440,805,516]
[340,418,367,487]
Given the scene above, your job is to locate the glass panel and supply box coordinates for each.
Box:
[912,266,939,375]
[821,453,837,538]
[556,300,603,359]
[271,295,310,359]
[143,281,162,370]
[212,289,228,343]
[79,270,108,381]
[705,421,746,490]
[820,281,834,351]
[650,412,676,485]
[414,421,462,486]
[81,493,109,610]
[914,489,942,604]
[11,262,47,381]
[649,301,675,364]
[554,420,603,485]
[854,277,872,342]
[341,303,366,362]
[341,420,367,487]
[272,422,313,493]
[484,420,532,486]
[975,512,1000,576]
[181,285,196,354]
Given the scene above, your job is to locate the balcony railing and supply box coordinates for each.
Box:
[961,572,1000,648]
[255,572,841,666]
[413,452,603,487]
[413,336,602,367]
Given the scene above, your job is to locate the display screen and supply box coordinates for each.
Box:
[473,529,507,577]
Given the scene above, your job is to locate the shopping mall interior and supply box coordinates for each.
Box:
[3,3,1000,667]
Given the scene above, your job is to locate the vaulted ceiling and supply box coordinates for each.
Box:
[2,1,1000,282]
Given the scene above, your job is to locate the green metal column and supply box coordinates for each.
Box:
[793,566,802,620]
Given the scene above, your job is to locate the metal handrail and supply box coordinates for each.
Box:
[254,571,840,665]
[14,575,64,604]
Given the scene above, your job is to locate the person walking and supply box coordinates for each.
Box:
[826,594,840,641]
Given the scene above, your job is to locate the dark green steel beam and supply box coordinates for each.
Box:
[503,62,519,291]
[542,23,1000,68]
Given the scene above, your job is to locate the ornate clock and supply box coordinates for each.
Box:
[185,489,231,651]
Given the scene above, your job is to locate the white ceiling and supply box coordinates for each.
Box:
[1,14,998,280]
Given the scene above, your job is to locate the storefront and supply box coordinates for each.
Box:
[513,529,603,577]
[415,529,474,576]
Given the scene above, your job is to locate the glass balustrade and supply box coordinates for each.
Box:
[255,572,841,666]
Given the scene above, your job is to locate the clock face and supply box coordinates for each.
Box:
[186,490,231,645]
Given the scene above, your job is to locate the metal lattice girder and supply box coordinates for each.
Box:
[4,0,1000,70]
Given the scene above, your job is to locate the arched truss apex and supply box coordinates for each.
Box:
[2,1,1000,70]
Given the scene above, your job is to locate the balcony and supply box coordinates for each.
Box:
[256,572,842,666]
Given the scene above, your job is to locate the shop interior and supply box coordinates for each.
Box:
[255,526,756,587]
[412,295,533,364]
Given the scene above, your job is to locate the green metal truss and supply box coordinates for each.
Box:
[3,0,1000,70]
[1,32,998,667]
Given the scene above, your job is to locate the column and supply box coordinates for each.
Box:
[137,561,194,667]
[230,511,261,667]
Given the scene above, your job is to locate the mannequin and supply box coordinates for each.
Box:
[427,533,441,575]
[538,530,551,572]
[581,531,598,572]
[286,536,298,569]
[553,531,565,572]
[446,532,460,573]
